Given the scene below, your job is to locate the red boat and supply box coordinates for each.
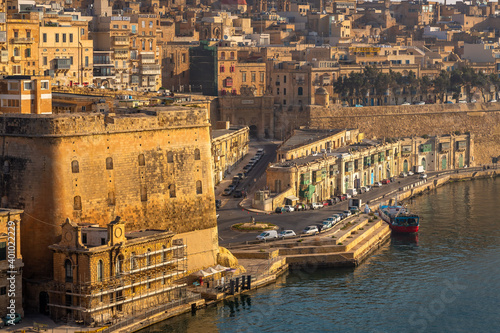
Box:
[379,205,419,233]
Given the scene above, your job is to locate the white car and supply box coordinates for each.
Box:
[458,100,467,104]
[419,173,427,179]
[365,185,372,191]
[278,230,296,238]
[407,171,414,176]
[400,172,408,178]
[414,101,425,105]
[331,214,342,222]
[489,99,497,103]
[256,230,278,241]
[401,102,411,105]
[302,225,319,235]
[311,202,323,210]
[284,205,295,212]
[373,182,382,187]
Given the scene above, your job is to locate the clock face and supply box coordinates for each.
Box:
[115,228,123,238]
[65,232,73,241]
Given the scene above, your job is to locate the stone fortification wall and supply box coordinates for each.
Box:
[0,107,218,281]
[309,103,500,165]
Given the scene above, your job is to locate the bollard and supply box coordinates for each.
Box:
[247,275,252,289]
[235,277,240,293]
[241,275,246,290]
[229,280,235,295]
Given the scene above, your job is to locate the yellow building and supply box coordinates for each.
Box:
[39,16,94,86]
[7,12,39,76]
[0,75,52,114]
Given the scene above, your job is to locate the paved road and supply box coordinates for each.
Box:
[217,153,495,245]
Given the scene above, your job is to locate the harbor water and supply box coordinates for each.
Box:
[140,178,500,333]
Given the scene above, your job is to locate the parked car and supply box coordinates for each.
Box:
[284,205,295,212]
[360,186,368,193]
[414,101,425,105]
[343,210,352,217]
[349,206,361,214]
[295,203,305,211]
[256,230,278,241]
[365,185,372,191]
[322,221,333,229]
[215,199,221,209]
[381,179,391,184]
[458,100,467,104]
[237,172,245,180]
[233,190,243,198]
[243,164,252,171]
[445,101,454,104]
[232,176,240,185]
[337,194,347,201]
[257,148,264,155]
[345,193,352,199]
[419,173,428,179]
[373,182,382,187]
[401,102,411,105]
[400,172,408,178]
[311,202,323,210]
[302,225,319,235]
[278,230,296,238]
[354,104,364,107]
[489,99,497,103]
[407,171,414,176]
[222,188,233,196]
[331,214,342,222]
[275,207,285,213]
[471,99,477,103]
[322,201,329,207]
[323,217,336,224]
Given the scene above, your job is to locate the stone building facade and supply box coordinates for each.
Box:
[211,122,249,185]
[0,209,24,319]
[276,128,360,162]
[48,218,187,325]
[263,133,474,209]
[0,106,219,312]
[0,75,52,114]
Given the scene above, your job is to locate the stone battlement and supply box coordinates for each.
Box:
[0,107,209,137]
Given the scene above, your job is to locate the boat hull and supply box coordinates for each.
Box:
[389,224,419,233]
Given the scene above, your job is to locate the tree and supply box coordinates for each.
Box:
[432,70,450,103]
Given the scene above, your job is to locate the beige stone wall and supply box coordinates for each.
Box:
[308,103,500,165]
[0,108,218,285]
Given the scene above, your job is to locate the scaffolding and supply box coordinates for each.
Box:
[48,239,188,326]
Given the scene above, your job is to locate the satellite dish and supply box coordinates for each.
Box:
[223,35,228,39]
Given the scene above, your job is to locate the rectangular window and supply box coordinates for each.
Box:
[55,33,59,42]
[260,72,264,82]
[131,25,136,33]
[242,72,246,82]
[43,56,47,66]
[85,56,89,67]
[41,81,49,89]
[42,33,47,43]
[251,72,256,82]
[69,33,73,43]
[62,34,66,43]
[23,81,32,90]
[70,56,73,65]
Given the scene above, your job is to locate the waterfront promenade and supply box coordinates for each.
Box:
[7,166,497,333]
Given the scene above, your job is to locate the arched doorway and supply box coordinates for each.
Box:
[421,158,426,171]
[249,125,258,138]
[363,172,367,186]
[39,291,49,315]
[403,160,408,173]
[344,177,349,192]
[441,156,447,170]
[354,174,360,188]
[370,170,374,184]
[386,162,391,178]
[459,154,464,168]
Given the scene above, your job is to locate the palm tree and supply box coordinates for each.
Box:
[432,70,450,103]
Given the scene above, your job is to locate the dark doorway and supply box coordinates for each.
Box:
[39,291,49,315]
[249,125,258,138]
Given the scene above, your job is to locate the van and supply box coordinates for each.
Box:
[256,230,278,241]
[347,188,358,197]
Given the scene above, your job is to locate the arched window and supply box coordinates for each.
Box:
[65,259,73,282]
[71,160,79,173]
[230,51,235,59]
[146,249,152,266]
[196,180,202,194]
[97,260,103,282]
[115,255,123,275]
[194,148,201,160]
[167,151,174,163]
[220,51,225,60]
[138,154,145,166]
[169,184,176,198]
[106,157,113,170]
[74,196,82,210]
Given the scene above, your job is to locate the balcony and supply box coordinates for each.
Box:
[113,36,129,46]
[114,51,129,59]
[11,55,21,62]
[141,65,161,75]
[55,58,71,70]
[11,37,34,44]
[141,56,156,64]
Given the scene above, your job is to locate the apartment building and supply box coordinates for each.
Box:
[0,75,52,114]
[7,12,39,76]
